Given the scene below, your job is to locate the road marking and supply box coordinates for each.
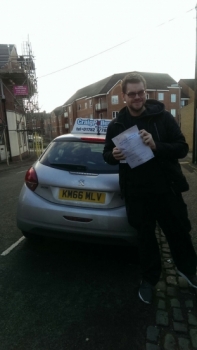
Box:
[1,236,25,256]
[16,170,26,174]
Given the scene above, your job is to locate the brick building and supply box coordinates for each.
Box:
[0,43,37,162]
[61,71,181,133]
[178,79,194,151]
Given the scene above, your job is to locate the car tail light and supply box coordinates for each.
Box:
[80,137,105,142]
[25,167,38,191]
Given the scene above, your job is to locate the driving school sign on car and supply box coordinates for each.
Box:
[72,118,111,135]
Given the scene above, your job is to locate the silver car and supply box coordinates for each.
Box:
[17,132,137,245]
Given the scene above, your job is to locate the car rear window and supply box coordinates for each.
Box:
[40,140,119,174]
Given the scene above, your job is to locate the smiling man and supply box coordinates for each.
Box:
[103,72,197,304]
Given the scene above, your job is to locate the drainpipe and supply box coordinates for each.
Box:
[0,79,12,161]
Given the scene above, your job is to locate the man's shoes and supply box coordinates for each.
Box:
[177,270,197,288]
[138,280,154,304]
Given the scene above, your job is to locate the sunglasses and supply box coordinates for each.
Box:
[125,90,145,98]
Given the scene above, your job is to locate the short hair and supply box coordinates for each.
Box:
[121,72,147,93]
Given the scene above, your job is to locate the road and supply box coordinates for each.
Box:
[0,165,156,350]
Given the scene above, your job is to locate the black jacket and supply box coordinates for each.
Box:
[103,100,189,196]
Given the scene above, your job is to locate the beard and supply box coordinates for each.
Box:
[128,101,146,115]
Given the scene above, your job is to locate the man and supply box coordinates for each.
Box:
[103,72,197,304]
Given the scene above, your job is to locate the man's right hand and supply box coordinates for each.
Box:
[112,147,126,160]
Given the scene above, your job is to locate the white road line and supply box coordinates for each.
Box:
[1,236,25,256]
[16,170,26,174]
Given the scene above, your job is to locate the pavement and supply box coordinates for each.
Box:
[0,152,197,349]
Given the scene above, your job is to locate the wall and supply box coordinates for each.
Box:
[180,102,194,151]
[7,111,28,160]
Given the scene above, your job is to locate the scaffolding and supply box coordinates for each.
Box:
[21,39,39,115]
[0,39,39,162]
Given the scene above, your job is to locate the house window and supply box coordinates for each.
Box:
[99,113,103,119]
[146,94,149,99]
[158,93,164,101]
[112,111,118,119]
[85,102,87,109]
[171,94,176,103]
[90,114,93,119]
[89,99,92,107]
[68,106,72,113]
[78,104,81,110]
[171,109,176,117]
[111,95,119,104]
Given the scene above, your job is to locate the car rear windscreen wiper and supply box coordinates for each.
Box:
[50,163,87,171]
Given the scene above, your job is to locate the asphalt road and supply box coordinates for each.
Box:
[0,165,157,350]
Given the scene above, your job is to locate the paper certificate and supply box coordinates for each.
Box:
[112,125,154,168]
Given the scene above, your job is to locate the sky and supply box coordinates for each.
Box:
[0,0,196,113]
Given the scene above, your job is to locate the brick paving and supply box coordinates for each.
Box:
[146,227,197,350]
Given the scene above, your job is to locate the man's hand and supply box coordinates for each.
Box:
[139,129,156,150]
[112,147,126,160]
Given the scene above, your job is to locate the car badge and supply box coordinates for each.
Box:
[78,179,85,186]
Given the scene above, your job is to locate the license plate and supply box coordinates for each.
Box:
[59,188,106,203]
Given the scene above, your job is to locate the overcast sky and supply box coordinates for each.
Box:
[0,0,196,112]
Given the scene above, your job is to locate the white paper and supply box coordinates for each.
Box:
[112,125,154,168]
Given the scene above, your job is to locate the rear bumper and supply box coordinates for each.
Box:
[17,186,137,244]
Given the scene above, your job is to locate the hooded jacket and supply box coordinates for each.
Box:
[103,100,189,196]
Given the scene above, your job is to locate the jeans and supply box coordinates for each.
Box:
[126,192,197,286]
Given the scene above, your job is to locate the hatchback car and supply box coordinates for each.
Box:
[17,121,137,245]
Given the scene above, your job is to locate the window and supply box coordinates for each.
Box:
[111,95,119,104]
[89,99,92,107]
[99,113,103,119]
[158,93,164,101]
[112,111,118,119]
[171,94,176,103]
[90,114,93,119]
[68,106,72,113]
[40,140,119,174]
[146,94,149,99]
[78,104,81,110]
[171,109,176,117]
[181,100,188,108]
[85,102,87,109]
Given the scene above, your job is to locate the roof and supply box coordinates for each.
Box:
[63,71,178,106]
[0,44,16,68]
[179,79,194,91]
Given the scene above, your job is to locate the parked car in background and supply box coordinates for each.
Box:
[17,119,137,245]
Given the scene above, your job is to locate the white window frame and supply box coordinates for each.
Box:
[85,102,87,109]
[158,93,164,101]
[89,99,92,107]
[171,109,176,117]
[78,104,81,110]
[112,111,118,119]
[111,95,119,104]
[171,94,176,103]
[68,106,72,113]
[146,94,149,99]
